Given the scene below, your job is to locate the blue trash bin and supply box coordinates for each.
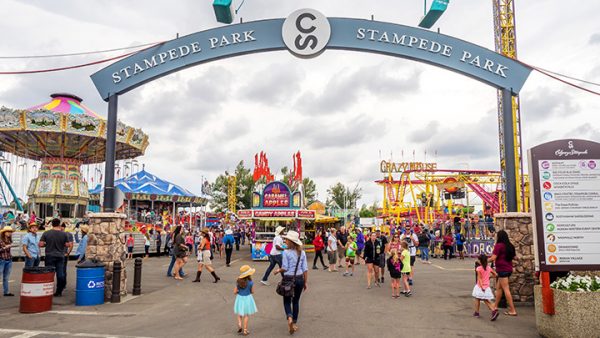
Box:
[76,260,106,306]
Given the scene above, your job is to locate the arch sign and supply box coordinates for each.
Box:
[91,9,532,212]
[91,8,531,99]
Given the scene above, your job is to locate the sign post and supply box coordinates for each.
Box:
[529,139,600,314]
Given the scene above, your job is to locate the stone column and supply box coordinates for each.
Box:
[86,212,127,301]
[494,212,535,303]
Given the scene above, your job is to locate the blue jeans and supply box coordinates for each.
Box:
[262,254,282,282]
[283,276,304,323]
[25,256,41,267]
[420,246,430,261]
[45,255,66,295]
[0,259,12,295]
[167,254,184,277]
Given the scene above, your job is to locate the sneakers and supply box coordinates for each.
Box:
[404,291,412,297]
[3,293,14,297]
[473,312,480,318]
[342,272,349,276]
[491,310,499,321]
[312,266,318,270]
[260,280,270,286]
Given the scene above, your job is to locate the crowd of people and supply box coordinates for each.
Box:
[0,213,518,335]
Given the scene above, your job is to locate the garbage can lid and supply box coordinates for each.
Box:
[23,266,55,274]
[76,259,106,268]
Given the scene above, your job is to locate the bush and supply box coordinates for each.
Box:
[550,274,600,292]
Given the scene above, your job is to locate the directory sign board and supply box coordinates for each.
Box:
[529,139,600,271]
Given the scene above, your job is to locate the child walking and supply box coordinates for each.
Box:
[472,254,499,321]
[400,241,412,297]
[343,236,358,276]
[387,249,403,298]
[234,265,258,335]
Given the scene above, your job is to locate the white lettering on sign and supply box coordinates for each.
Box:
[356,28,453,58]
[209,31,256,49]
[112,42,203,83]
[459,50,508,78]
[21,282,54,297]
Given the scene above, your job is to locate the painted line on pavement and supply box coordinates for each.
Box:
[431,264,473,271]
[46,310,136,316]
[0,328,152,338]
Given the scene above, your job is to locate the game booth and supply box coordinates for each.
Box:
[237,181,315,261]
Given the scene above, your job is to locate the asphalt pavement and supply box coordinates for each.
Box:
[0,249,538,338]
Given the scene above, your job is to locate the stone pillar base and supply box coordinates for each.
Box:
[87,212,127,301]
[494,212,535,302]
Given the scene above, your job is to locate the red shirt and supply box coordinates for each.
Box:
[312,236,324,251]
[126,236,134,247]
[492,242,513,273]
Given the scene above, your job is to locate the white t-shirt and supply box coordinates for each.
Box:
[327,234,337,252]
[400,233,419,256]
[270,235,284,255]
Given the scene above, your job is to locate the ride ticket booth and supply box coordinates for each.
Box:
[238,181,315,261]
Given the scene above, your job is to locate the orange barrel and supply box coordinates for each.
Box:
[19,266,55,313]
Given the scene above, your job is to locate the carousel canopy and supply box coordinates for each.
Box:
[0,93,148,163]
[90,169,208,203]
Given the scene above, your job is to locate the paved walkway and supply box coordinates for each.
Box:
[0,250,538,337]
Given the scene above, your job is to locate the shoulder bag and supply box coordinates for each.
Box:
[276,252,301,297]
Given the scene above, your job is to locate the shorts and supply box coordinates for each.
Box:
[497,271,512,278]
[198,250,212,265]
[457,244,464,252]
[337,246,346,258]
[127,247,133,253]
[327,251,337,265]
[410,256,416,266]
[402,272,411,276]
[346,256,355,265]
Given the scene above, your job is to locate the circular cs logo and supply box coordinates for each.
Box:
[282,9,331,58]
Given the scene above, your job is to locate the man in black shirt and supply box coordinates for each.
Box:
[336,226,348,268]
[376,229,388,283]
[40,218,72,296]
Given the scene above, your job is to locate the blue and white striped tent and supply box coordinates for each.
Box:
[89,169,205,199]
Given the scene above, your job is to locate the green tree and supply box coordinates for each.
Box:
[359,203,375,217]
[209,161,254,212]
[326,182,362,211]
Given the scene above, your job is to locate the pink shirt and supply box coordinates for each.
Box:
[476,266,492,289]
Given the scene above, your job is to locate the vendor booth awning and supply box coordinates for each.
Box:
[89,169,208,204]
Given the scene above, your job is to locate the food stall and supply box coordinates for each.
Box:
[238,181,315,260]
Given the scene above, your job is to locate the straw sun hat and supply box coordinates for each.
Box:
[282,230,302,246]
[238,265,256,279]
[275,226,286,236]
[0,226,15,236]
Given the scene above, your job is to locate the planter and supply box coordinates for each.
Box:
[534,285,600,338]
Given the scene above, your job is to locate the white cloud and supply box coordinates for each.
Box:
[1,0,599,208]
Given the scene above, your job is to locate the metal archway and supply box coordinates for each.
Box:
[91,10,532,211]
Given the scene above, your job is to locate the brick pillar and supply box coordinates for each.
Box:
[86,212,127,300]
[494,212,535,302]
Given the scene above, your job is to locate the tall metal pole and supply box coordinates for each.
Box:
[502,89,517,212]
[103,94,118,212]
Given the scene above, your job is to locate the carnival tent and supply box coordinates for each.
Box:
[89,169,208,204]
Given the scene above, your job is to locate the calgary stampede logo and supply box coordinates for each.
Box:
[555,141,589,157]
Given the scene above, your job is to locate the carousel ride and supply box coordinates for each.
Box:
[376,160,529,225]
[0,93,148,220]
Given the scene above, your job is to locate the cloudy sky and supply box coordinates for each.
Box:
[1,1,599,208]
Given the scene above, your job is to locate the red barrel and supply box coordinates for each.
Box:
[19,266,55,313]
